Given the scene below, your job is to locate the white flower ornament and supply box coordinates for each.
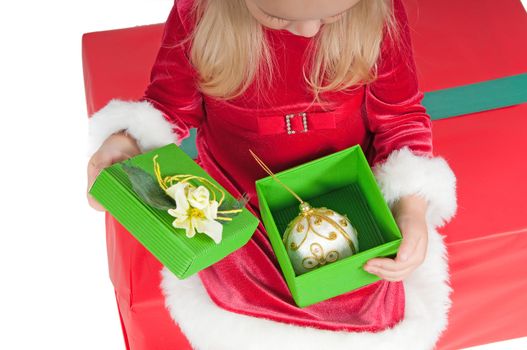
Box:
[166,182,223,244]
[188,185,211,209]
[121,154,247,245]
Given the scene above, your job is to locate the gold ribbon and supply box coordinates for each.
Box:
[153,154,242,220]
[249,149,305,204]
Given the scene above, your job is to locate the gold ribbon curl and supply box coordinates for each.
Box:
[153,154,243,221]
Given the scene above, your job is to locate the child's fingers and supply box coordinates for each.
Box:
[87,155,108,211]
[365,257,413,272]
[87,149,132,211]
[87,156,104,190]
[367,264,414,281]
[396,234,420,263]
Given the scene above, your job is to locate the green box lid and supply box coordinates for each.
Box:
[89,143,260,279]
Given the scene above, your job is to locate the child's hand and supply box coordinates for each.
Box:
[87,130,142,211]
[363,195,428,282]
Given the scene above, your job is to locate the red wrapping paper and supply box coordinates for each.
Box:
[433,103,527,349]
[405,0,527,91]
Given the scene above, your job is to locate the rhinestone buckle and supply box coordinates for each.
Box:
[285,112,308,135]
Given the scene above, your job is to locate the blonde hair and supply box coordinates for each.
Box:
[181,0,399,105]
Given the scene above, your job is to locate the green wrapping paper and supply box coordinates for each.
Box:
[89,143,260,279]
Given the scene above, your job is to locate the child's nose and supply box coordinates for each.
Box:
[288,20,321,37]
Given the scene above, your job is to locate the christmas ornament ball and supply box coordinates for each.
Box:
[283,202,359,275]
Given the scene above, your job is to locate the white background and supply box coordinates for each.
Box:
[0,0,526,349]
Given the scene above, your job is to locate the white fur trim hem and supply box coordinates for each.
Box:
[86,99,179,156]
[161,222,451,350]
[372,146,458,228]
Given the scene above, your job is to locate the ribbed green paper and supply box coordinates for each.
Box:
[255,145,402,308]
[89,143,260,279]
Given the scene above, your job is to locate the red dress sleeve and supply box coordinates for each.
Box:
[364,0,433,166]
[139,0,204,143]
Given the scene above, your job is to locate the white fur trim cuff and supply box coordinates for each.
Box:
[372,146,457,228]
[87,99,179,156]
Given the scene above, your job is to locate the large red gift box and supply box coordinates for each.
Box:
[82,0,527,349]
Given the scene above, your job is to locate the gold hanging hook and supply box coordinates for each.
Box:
[249,149,304,204]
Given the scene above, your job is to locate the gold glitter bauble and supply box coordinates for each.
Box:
[283,202,359,275]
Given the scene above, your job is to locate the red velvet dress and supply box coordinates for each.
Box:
[139,0,433,334]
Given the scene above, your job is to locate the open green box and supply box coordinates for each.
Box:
[89,143,260,279]
[255,145,402,308]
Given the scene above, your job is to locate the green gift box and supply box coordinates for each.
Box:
[255,145,402,308]
[89,143,260,279]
